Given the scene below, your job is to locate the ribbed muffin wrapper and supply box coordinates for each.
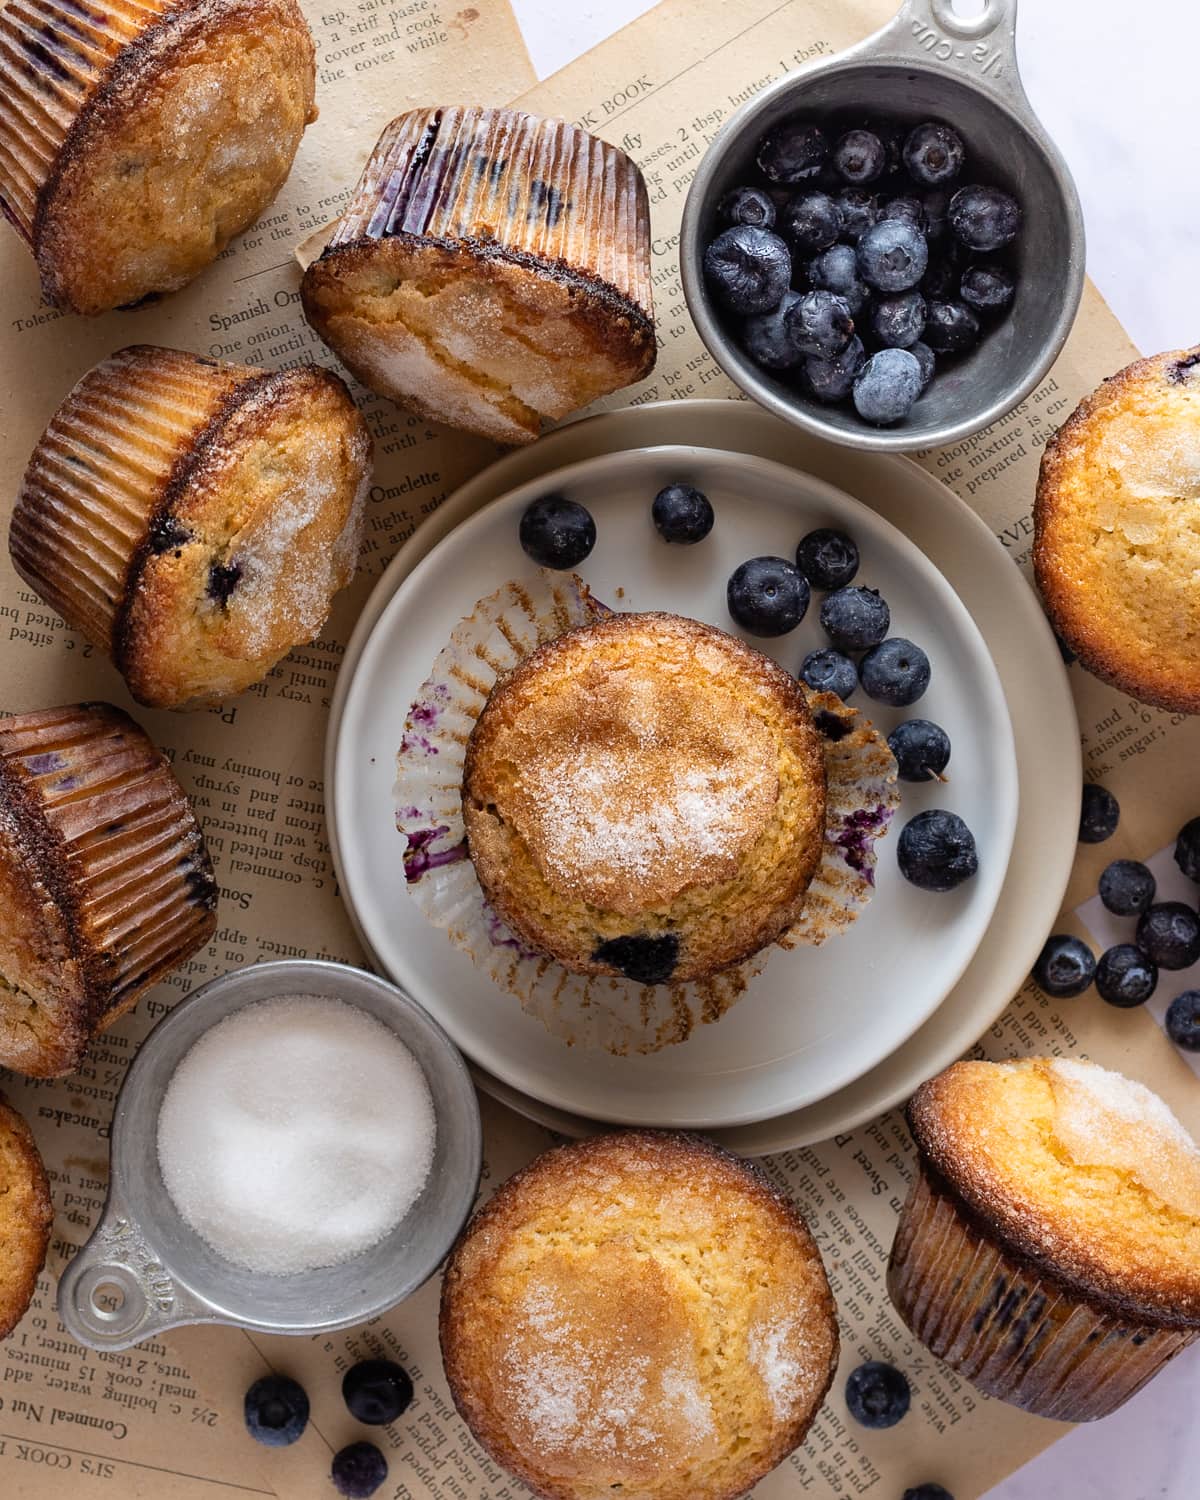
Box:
[326,105,654,322]
[887,1165,1199,1422]
[394,573,898,1057]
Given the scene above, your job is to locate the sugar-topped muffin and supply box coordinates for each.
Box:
[462,612,826,984]
[440,1131,838,1500]
[0,0,316,315]
[0,1095,53,1340]
[10,346,371,709]
[1035,347,1200,712]
[889,1057,1200,1420]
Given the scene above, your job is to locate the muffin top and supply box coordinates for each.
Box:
[1034,347,1200,712]
[0,1094,53,1339]
[440,1131,838,1500]
[908,1057,1200,1324]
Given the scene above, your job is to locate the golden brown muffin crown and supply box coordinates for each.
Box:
[0,1095,53,1341]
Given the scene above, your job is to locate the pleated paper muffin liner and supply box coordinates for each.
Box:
[394,573,898,1056]
[887,1164,1199,1422]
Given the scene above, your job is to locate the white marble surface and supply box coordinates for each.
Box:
[508,2,1200,1495]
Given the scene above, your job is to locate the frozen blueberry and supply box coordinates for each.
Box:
[1079,783,1119,843]
[784,289,855,358]
[342,1360,414,1425]
[871,291,926,348]
[880,195,925,229]
[244,1375,309,1447]
[780,190,842,252]
[519,495,596,569]
[800,648,857,700]
[898,809,978,892]
[1136,903,1200,970]
[923,300,980,354]
[652,483,714,544]
[903,122,966,186]
[756,121,829,183]
[860,636,931,705]
[796,527,859,589]
[949,183,1021,251]
[820,585,889,651]
[909,340,936,391]
[1098,859,1156,917]
[1165,991,1200,1051]
[857,219,928,293]
[833,128,886,185]
[853,348,923,425]
[834,188,881,243]
[1095,944,1157,1008]
[1032,934,1095,998]
[742,289,805,370]
[960,262,1015,314]
[903,1488,955,1500]
[888,719,951,782]
[1174,817,1200,881]
[717,184,776,230]
[728,556,809,636]
[703,225,792,314]
[807,243,869,317]
[804,335,867,403]
[332,1442,388,1499]
[845,1361,910,1429]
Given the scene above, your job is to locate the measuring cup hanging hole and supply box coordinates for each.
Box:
[928,0,1011,42]
[75,1263,146,1334]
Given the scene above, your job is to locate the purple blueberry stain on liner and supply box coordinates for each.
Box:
[26,752,67,774]
[483,903,542,960]
[402,827,468,883]
[832,804,896,882]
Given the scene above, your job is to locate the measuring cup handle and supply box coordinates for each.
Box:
[865,0,1030,109]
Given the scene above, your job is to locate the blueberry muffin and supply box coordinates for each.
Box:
[0,1095,53,1340]
[10,346,371,708]
[1035,347,1200,712]
[888,1057,1200,1420]
[441,1131,838,1500]
[0,702,217,1077]
[301,106,656,444]
[462,612,827,983]
[0,0,316,315]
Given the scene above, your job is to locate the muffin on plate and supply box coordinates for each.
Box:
[462,611,827,984]
[301,106,656,444]
[1035,347,1200,712]
[0,1095,53,1340]
[888,1057,1200,1420]
[0,701,217,1078]
[0,0,316,314]
[440,1130,838,1500]
[10,346,371,709]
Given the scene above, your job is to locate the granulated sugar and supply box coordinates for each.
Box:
[157,994,435,1275]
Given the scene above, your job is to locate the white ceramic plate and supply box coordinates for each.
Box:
[332,444,1018,1128]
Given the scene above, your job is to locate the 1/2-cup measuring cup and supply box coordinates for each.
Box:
[680,0,1086,451]
[57,960,482,1351]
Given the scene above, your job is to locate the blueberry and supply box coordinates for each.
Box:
[921,188,952,243]
[1174,817,1200,881]
[1032,935,1095,997]
[519,495,596,569]
[903,123,966,186]
[923,300,981,354]
[860,636,931,704]
[903,1487,955,1500]
[1098,859,1156,916]
[727,556,809,636]
[921,247,965,301]
[820,585,889,651]
[796,527,859,589]
[804,335,866,403]
[784,289,855,358]
[592,933,679,983]
[717,185,776,230]
[780,190,842,252]
[703,226,792,314]
[800,648,857,700]
[342,1359,414,1425]
[756,121,829,184]
[909,341,936,391]
[853,348,923,425]
[244,1374,309,1447]
[834,189,881,243]
[1079,783,1119,843]
[888,719,951,782]
[652,483,714,544]
[807,243,869,317]
[833,129,886,185]
[1165,991,1200,1050]
[1136,903,1200,970]
[857,220,928,293]
[870,291,926,349]
[207,561,242,606]
[960,263,1015,314]
[880,195,925,229]
[875,121,906,176]
[898,810,978,891]
[332,1441,388,1499]
[1095,944,1157,1007]
[742,289,805,370]
[949,184,1021,251]
[844,1361,910,1429]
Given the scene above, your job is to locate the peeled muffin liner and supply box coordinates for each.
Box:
[394,573,898,1057]
[887,1162,1199,1422]
[0,702,217,1074]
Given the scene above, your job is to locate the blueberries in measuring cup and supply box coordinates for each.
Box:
[853,348,923,425]
[717,185,776,230]
[702,225,792,315]
[779,191,843,252]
